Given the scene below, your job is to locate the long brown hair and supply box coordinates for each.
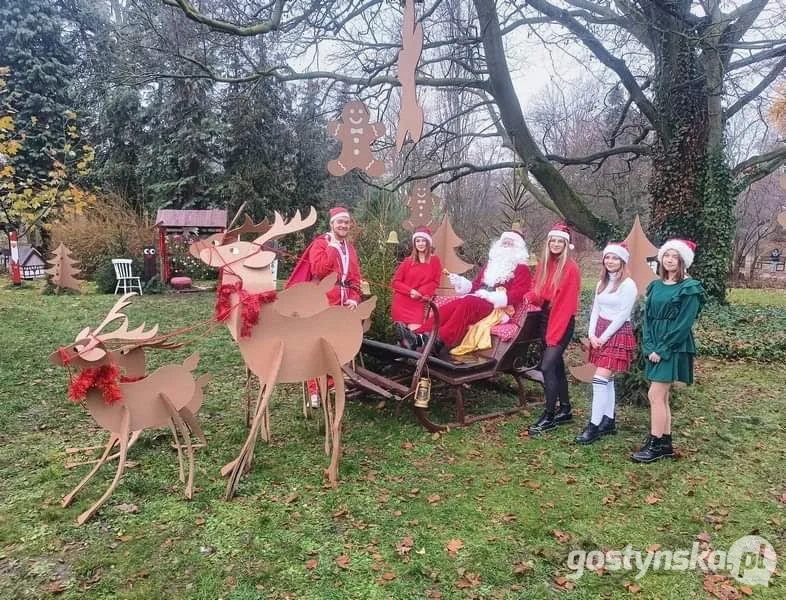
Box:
[410,238,433,263]
[657,250,686,282]
[533,237,570,296]
[597,256,631,294]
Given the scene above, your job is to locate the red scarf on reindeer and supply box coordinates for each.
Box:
[214,281,277,338]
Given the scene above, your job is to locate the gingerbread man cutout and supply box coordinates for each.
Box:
[402,181,440,232]
[327,100,386,177]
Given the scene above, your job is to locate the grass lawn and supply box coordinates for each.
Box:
[0,278,784,599]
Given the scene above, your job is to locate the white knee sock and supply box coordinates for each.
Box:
[590,376,608,425]
[605,379,616,419]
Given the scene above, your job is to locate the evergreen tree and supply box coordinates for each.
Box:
[139,78,223,210]
[221,77,297,220]
[0,0,76,184]
[91,89,145,211]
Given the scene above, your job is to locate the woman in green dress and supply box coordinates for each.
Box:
[632,239,706,463]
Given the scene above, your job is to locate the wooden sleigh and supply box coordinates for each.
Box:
[344,298,545,431]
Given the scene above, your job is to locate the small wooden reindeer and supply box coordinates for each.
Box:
[51,293,209,524]
[197,208,376,498]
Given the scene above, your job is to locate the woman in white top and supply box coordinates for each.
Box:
[576,242,638,445]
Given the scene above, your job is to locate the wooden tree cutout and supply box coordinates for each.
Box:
[326,100,386,177]
[432,216,473,296]
[195,208,377,497]
[401,181,440,232]
[51,293,209,524]
[622,215,659,296]
[570,215,658,383]
[395,0,424,151]
[45,242,83,293]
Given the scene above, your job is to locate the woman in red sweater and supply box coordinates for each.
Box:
[526,223,582,435]
[391,227,442,336]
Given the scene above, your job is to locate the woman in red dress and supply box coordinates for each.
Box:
[391,227,442,336]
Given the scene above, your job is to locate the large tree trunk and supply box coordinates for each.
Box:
[648,9,732,301]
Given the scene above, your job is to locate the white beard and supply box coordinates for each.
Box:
[483,240,528,287]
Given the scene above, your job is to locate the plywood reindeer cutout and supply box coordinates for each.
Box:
[51,293,209,524]
[197,208,376,498]
[395,0,424,151]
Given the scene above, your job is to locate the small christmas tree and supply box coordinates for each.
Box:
[432,216,473,296]
[45,243,83,293]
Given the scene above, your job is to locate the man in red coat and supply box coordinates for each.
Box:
[403,231,532,352]
[287,206,362,308]
[286,206,364,406]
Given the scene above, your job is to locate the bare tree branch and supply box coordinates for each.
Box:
[525,0,662,135]
[726,56,786,119]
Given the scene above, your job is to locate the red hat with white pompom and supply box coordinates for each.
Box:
[602,241,629,263]
[329,206,351,223]
[412,227,433,246]
[657,239,696,269]
[547,223,574,250]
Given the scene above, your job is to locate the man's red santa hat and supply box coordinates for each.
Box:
[657,238,696,269]
[547,223,575,250]
[329,206,351,223]
[412,227,433,246]
[602,241,630,263]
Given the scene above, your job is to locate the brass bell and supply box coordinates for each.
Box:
[385,231,399,245]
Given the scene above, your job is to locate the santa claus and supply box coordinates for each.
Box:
[399,230,532,352]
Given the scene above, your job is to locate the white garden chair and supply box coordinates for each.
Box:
[112,259,143,295]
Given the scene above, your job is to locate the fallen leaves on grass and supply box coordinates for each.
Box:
[513,560,533,575]
[445,538,464,557]
[455,569,481,589]
[395,536,413,557]
[553,576,575,590]
[552,529,572,544]
[623,581,641,593]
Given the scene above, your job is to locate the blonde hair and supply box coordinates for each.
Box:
[533,236,570,296]
[597,255,631,294]
[657,249,686,282]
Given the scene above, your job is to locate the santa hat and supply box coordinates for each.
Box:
[500,230,529,259]
[658,239,696,269]
[412,227,433,246]
[548,223,575,250]
[329,206,351,223]
[602,241,629,263]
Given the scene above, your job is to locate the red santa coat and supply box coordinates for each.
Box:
[286,234,362,306]
[527,257,581,346]
[417,263,532,348]
[391,255,442,324]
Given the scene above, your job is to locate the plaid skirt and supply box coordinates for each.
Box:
[588,317,636,372]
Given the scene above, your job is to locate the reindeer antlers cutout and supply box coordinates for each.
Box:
[224,215,272,241]
[88,293,159,345]
[254,207,318,245]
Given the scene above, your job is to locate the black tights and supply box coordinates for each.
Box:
[541,316,575,414]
